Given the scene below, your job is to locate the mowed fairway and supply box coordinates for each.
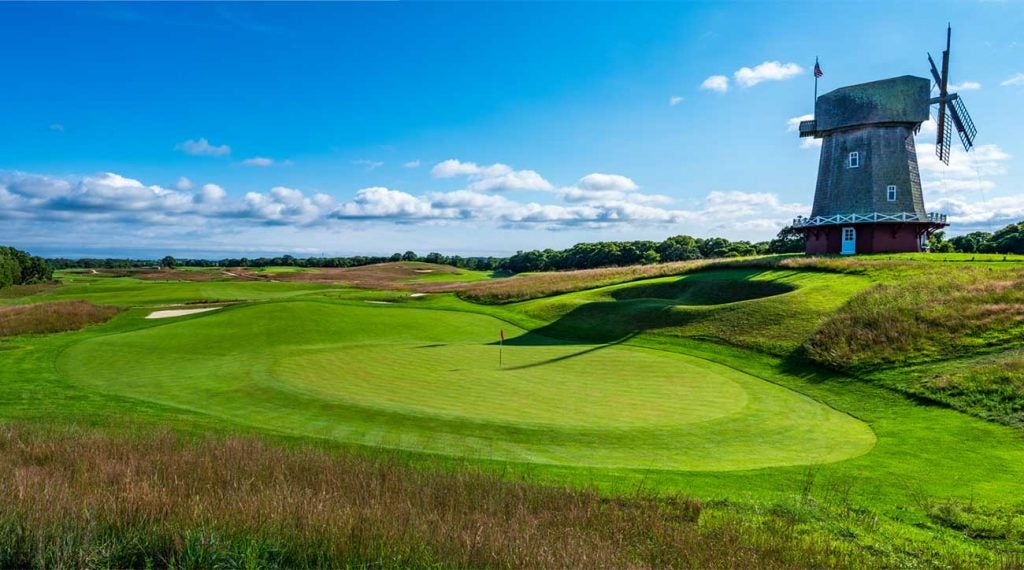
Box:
[58,300,874,470]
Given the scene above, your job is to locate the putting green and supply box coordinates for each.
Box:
[58,301,875,470]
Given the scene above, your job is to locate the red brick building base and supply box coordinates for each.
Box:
[799,223,940,255]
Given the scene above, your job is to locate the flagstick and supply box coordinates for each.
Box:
[499,336,503,368]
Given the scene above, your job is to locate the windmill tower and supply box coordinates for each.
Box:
[793,25,977,255]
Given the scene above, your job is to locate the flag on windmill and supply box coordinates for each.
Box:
[814,59,824,78]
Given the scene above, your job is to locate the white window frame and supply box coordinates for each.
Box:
[887,185,897,202]
[848,151,860,168]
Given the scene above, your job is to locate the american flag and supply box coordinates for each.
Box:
[814,61,823,78]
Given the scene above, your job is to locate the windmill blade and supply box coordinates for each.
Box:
[937,108,952,165]
[949,96,977,151]
[927,53,943,88]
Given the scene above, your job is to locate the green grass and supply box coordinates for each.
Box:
[56,301,873,470]
[5,257,1024,564]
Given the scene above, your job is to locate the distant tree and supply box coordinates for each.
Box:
[657,235,702,261]
[991,223,1024,254]
[767,226,806,254]
[424,252,447,265]
[389,253,403,262]
[401,251,418,262]
[948,231,994,253]
[160,256,177,269]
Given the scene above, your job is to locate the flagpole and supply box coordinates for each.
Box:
[813,56,819,112]
[499,336,503,368]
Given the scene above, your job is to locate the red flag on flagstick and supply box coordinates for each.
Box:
[500,329,505,341]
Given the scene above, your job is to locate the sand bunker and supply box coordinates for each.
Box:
[409,293,427,298]
[364,300,392,305]
[146,308,221,319]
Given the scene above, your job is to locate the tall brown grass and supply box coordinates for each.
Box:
[0,301,122,338]
[0,425,887,569]
[804,268,1024,369]
[456,261,711,303]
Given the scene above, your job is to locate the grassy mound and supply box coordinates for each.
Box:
[804,267,1024,369]
[57,301,874,470]
[0,301,122,338]
[610,276,794,304]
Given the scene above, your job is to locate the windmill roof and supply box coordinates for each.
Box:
[814,75,931,133]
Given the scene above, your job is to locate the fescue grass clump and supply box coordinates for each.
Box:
[804,268,1024,369]
[0,425,915,569]
[0,301,122,338]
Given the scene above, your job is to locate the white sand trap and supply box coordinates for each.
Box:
[146,307,221,319]
[413,269,433,273]
[365,300,392,304]
[409,293,427,297]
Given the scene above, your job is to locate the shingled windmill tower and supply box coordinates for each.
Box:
[793,25,977,254]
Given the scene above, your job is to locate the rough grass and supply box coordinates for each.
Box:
[0,424,1001,570]
[457,260,710,303]
[0,301,122,338]
[804,267,1024,370]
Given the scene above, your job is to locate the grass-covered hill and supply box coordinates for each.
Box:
[2,252,1024,567]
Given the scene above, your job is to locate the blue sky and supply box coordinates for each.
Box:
[1,1,1021,258]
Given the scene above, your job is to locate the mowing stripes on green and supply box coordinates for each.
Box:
[58,301,875,471]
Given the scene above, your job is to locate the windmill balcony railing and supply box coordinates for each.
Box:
[792,212,948,228]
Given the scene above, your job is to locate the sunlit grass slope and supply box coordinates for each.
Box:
[58,301,874,470]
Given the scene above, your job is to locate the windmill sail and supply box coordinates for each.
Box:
[950,96,976,151]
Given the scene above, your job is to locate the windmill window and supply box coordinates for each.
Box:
[887,185,897,202]
[848,152,860,168]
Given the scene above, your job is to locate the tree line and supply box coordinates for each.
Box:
[42,228,806,274]
[32,219,1024,279]
[929,222,1024,254]
[0,246,52,288]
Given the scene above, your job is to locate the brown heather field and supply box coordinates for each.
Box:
[0,301,122,338]
[0,425,889,569]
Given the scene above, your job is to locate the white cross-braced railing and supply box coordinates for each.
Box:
[792,212,948,228]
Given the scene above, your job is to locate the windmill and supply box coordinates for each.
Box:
[792,25,977,255]
[928,25,977,165]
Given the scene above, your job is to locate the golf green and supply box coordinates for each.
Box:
[59,301,875,470]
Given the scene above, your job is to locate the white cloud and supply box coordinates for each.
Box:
[0,166,810,240]
[196,183,226,204]
[577,173,639,193]
[49,123,64,132]
[353,159,384,171]
[432,159,485,178]
[403,160,421,169]
[431,159,552,192]
[669,96,684,106]
[933,195,1024,230]
[1000,72,1024,87]
[333,187,435,220]
[949,81,981,91]
[175,177,194,191]
[242,157,274,167]
[734,61,803,87]
[700,75,729,93]
[467,169,553,193]
[175,138,231,157]
[918,143,1011,194]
